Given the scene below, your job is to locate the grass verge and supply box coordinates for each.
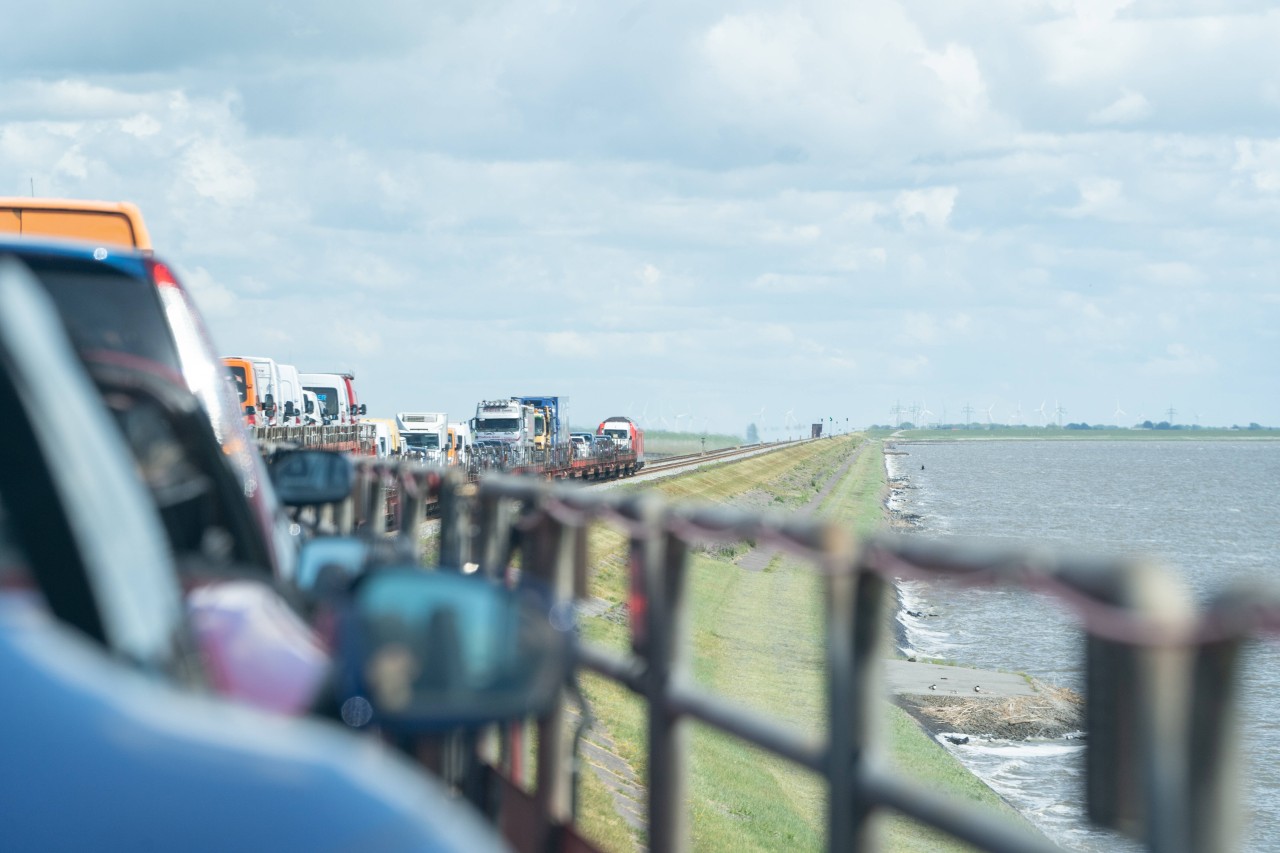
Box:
[574,436,1037,851]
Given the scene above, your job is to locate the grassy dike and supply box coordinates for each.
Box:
[573,436,1032,851]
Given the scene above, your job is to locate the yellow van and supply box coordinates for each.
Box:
[0,197,153,251]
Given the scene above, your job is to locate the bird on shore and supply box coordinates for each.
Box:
[929,684,936,690]
[973,685,982,693]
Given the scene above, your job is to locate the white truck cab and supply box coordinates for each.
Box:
[397,412,448,464]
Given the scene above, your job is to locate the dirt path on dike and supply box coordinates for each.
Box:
[737,442,862,572]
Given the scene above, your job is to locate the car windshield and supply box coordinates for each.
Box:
[478,418,519,432]
[404,434,440,449]
[16,256,181,373]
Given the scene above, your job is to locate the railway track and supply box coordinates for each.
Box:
[409,439,816,530]
[591,438,815,487]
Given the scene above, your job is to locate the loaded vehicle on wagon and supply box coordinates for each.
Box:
[223,355,284,427]
[302,371,365,426]
[447,420,472,467]
[597,415,645,470]
[516,395,567,466]
[397,411,449,463]
[472,398,537,469]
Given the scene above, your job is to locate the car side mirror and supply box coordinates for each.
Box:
[267,449,353,506]
[335,567,572,732]
[358,404,368,416]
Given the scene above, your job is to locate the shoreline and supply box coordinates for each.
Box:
[881,446,1084,741]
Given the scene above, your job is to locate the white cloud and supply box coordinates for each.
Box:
[177,265,239,319]
[702,11,811,102]
[890,354,930,378]
[53,144,87,178]
[1139,343,1217,377]
[750,273,832,294]
[545,331,596,358]
[1065,177,1124,218]
[120,113,162,138]
[348,326,384,357]
[1068,0,1136,28]
[761,223,822,244]
[947,313,973,334]
[894,187,958,228]
[1141,261,1203,286]
[181,139,256,206]
[0,4,1276,429]
[1088,89,1152,124]
[898,313,939,345]
[760,324,795,344]
[922,43,987,119]
[1234,139,1280,192]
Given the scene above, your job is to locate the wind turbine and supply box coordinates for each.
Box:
[1035,401,1048,426]
[984,404,995,425]
[674,411,690,432]
[1113,401,1126,422]
[919,402,934,428]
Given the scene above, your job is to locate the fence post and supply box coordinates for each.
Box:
[437,472,473,570]
[397,468,424,557]
[626,493,689,852]
[365,465,387,536]
[518,488,578,840]
[827,529,878,851]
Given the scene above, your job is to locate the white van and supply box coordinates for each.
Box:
[276,363,304,426]
[363,420,395,458]
[301,372,362,426]
[302,390,323,425]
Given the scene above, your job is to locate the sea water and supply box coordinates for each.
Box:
[886,439,1280,852]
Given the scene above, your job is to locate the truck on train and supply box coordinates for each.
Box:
[517,395,567,466]
[397,412,449,464]
[597,415,645,471]
[472,398,538,468]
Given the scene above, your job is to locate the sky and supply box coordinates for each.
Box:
[3,0,1278,435]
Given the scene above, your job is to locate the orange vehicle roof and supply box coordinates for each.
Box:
[0,198,153,251]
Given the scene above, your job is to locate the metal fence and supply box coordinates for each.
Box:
[339,459,1274,853]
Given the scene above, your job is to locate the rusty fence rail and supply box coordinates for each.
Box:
[335,459,1277,853]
